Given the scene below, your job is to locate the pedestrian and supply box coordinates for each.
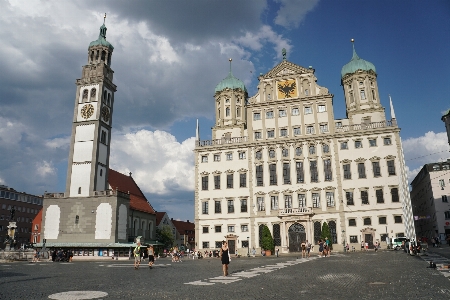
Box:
[431,238,436,247]
[360,241,364,251]
[325,237,331,256]
[374,241,378,252]
[365,241,369,251]
[318,239,324,257]
[276,248,279,257]
[32,249,38,263]
[133,242,141,270]
[52,249,56,262]
[147,245,155,269]
[301,240,306,258]
[251,247,256,257]
[220,240,230,276]
[306,240,311,258]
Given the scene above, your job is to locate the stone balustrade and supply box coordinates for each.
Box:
[279,207,313,216]
[336,119,396,133]
[197,136,248,147]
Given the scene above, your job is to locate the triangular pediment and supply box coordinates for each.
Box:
[262,61,312,79]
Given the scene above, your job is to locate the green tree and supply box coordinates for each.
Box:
[156,225,174,250]
[260,225,274,253]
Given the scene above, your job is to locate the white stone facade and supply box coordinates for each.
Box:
[195,55,411,254]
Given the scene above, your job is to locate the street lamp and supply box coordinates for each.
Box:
[247,237,250,257]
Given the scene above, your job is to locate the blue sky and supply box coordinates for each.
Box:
[0,0,449,221]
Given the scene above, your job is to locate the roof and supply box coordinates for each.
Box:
[108,169,155,214]
[155,212,166,226]
[89,24,114,50]
[171,219,194,234]
[341,43,376,78]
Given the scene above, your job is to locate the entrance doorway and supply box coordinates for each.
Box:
[365,234,374,249]
[228,240,236,255]
[288,223,306,252]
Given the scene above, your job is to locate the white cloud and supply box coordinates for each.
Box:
[110,129,195,195]
[35,161,56,177]
[274,0,320,29]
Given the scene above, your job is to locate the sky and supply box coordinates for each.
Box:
[0,0,449,221]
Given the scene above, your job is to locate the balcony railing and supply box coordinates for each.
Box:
[197,136,248,147]
[279,207,313,216]
[335,119,396,133]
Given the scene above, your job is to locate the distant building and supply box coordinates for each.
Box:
[410,161,450,241]
[194,44,415,255]
[155,212,177,238]
[172,219,195,251]
[441,109,450,145]
[0,185,42,248]
[40,21,156,257]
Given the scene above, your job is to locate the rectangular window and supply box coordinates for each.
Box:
[240,173,246,187]
[254,132,262,140]
[227,200,234,213]
[238,152,246,159]
[253,112,261,120]
[341,142,348,149]
[214,200,221,213]
[444,211,450,219]
[215,226,221,233]
[318,105,326,112]
[369,139,377,147]
[266,111,274,119]
[343,164,351,179]
[202,201,208,214]
[202,242,210,248]
[257,197,265,211]
[242,240,249,248]
[349,236,358,243]
[361,190,369,204]
[215,241,222,248]
[363,218,371,225]
[256,165,263,186]
[296,162,304,183]
[214,154,220,162]
[320,124,328,133]
[439,179,445,188]
[203,227,209,233]
[443,195,448,203]
[348,219,356,226]
[310,160,318,182]
[280,129,288,137]
[387,160,396,175]
[284,195,292,209]
[372,161,381,177]
[227,174,233,188]
[394,216,402,223]
[336,122,342,128]
[312,193,320,208]
[226,153,233,161]
[298,194,306,207]
[384,137,392,145]
[360,90,366,100]
[227,226,235,233]
[379,217,387,224]
[279,110,287,117]
[201,176,208,190]
[376,189,384,203]
[240,199,247,212]
[283,163,290,184]
[306,126,314,134]
[214,175,220,189]
[355,140,362,148]
[358,163,366,178]
[270,164,277,185]
[267,130,274,138]
[326,192,334,207]
[241,225,249,232]
[292,108,299,116]
[324,159,332,181]
[100,130,107,144]
[271,196,279,210]
[304,107,312,114]
[293,127,301,135]
[201,155,208,163]
[346,192,354,205]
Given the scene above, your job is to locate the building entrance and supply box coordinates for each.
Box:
[228,239,235,254]
[288,223,306,252]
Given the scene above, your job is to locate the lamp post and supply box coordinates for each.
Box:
[342,230,346,253]
[247,237,250,257]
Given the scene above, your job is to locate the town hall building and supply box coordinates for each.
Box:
[194,43,415,254]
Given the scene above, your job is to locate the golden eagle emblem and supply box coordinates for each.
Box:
[277,81,297,98]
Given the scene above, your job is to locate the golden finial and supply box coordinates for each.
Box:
[229,58,232,62]
[351,38,354,43]
[104,13,106,25]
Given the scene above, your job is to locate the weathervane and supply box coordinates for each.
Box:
[282,48,286,61]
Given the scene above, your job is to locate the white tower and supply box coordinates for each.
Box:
[65,17,117,197]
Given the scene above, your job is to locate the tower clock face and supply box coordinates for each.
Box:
[101,106,110,122]
[81,104,94,119]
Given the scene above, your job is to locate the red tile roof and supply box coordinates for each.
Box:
[30,208,43,243]
[155,212,166,226]
[171,219,194,234]
[108,169,155,214]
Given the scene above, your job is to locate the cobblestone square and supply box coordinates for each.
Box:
[1,250,449,300]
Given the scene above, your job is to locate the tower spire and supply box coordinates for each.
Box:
[196,119,200,141]
[229,58,232,74]
[103,13,106,25]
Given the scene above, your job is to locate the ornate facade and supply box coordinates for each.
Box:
[194,44,414,254]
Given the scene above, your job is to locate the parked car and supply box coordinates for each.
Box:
[392,237,407,250]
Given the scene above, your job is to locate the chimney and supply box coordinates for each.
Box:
[187,220,189,223]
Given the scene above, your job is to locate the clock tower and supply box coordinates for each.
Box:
[66,19,117,197]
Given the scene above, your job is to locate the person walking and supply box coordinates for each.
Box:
[147,245,155,269]
[318,240,324,257]
[133,242,141,270]
[301,241,306,258]
[219,241,230,276]
[306,240,311,258]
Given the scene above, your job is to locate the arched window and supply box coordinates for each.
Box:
[282,148,289,157]
[322,144,329,153]
[328,221,337,244]
[90,88,96,99]
[95,50,99,61]
[75,215,79,224]
[107,94,111,106]
[218,109,220,118]
[100,169,103,176]
[90,51,94,63]
[101,50,106,61]
[236,107,240,117]
[314,221,321,243]
[107,53,112,65]
[258,224,265,247]
[226,107,230,117]
[295,147,302,156]
[103,92,107,103]
[309,145,316,155]
[133,220,138,236]
[82,89,88,100]
[273,224,281,246]
[78,187,81,194]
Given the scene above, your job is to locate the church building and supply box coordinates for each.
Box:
[194,43,415,254]
[39,20,156,256]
